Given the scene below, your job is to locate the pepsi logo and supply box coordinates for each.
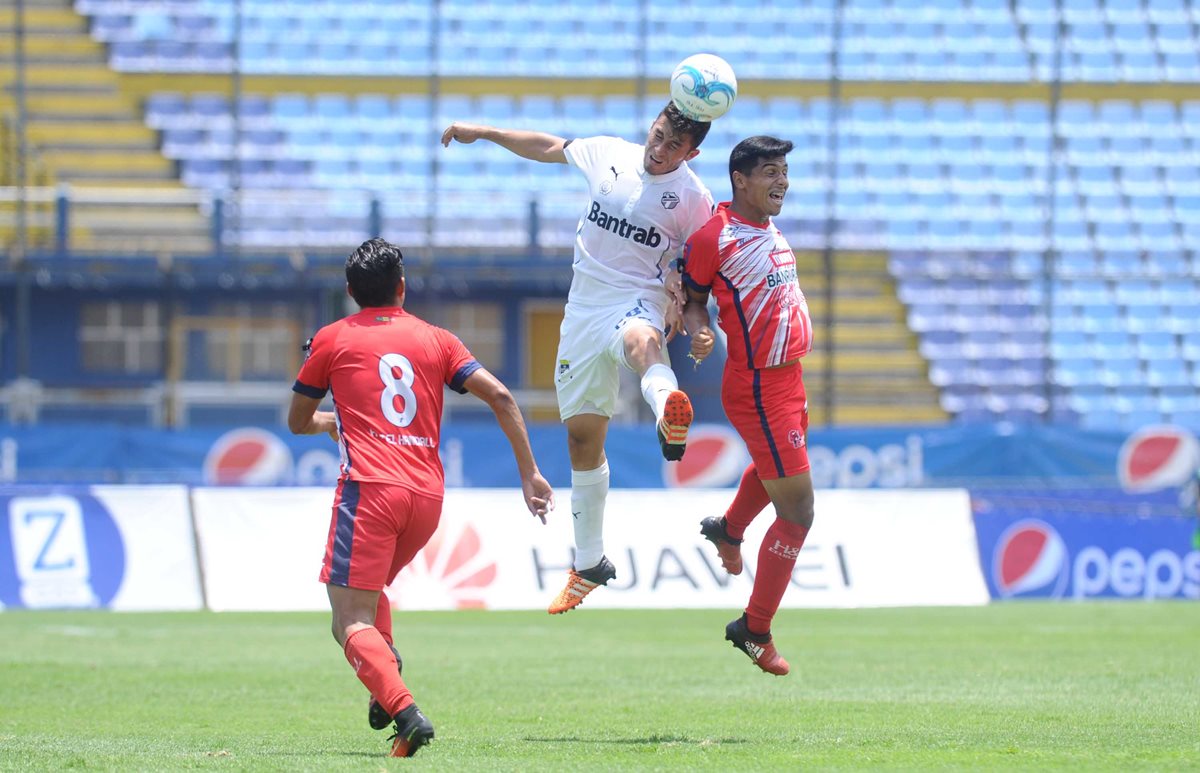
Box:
[993,519,1069,598]
[1117,425,1200,493]
[204,428,295,485]
[389,521,497,610]
[663,424,750,488]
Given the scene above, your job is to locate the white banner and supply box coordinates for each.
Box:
[191,487,333,612]
[0,486,202,611]
[191,486,987,611]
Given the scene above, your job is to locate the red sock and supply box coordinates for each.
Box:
[724,464,771,541]
[746,518,809,635]
[344,627,412,717]
[374,593,393,647]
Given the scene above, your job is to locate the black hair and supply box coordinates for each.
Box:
[728,135,794,192]
[660,101,712,150]
[345,237,404,308]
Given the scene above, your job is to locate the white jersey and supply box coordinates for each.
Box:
[563,135,714,307]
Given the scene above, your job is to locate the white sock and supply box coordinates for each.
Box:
[639,363,678,422]
[570,462,610,571]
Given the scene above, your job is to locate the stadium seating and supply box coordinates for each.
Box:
[47,0,1200,430]
[77,0,1200,82]
[136,91,1200,258]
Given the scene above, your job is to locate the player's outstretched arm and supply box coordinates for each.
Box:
[440,122,568,164]
[286,393,338,443]
[682,286,716,364]
[463,367,555,522]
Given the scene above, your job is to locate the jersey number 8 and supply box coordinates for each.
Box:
[378,353,418,427]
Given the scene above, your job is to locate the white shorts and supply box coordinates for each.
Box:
[554,295,669,421]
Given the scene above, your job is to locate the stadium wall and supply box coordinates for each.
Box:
[1,485,1195,613]
[2,421,1198,491]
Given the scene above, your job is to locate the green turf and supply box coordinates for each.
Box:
[1,604,1197,771]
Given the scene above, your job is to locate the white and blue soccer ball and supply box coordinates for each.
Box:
[669,53,737,122]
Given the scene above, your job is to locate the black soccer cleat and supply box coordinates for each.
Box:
[700,516,744,575]
[725,614,790,676]
[388,703,435,758]
[368,643,404,730]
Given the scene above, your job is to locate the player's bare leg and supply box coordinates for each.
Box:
[549,413,617,613]
[724,472,814,676]
[328,585,434,756]
[624,325,693,461]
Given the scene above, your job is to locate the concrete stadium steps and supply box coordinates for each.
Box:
[791,250,946,426]
[44,150,174,178]
[0,92,137,123]
[0,3,84,31]
[0,35,102,60]
[0,63,119,90]
[60,177,189,188]
[813,402,949,425]
[25,121,156,148]
[2,0,209,248]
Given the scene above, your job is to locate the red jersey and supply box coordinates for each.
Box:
[293,306,479,491]
[682,202,813,370]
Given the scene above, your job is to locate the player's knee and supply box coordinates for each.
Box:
[623,328,661,368]
[777,491,815,529]
[566,437,603,469]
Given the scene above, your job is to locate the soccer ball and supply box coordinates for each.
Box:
[669,53,738,122]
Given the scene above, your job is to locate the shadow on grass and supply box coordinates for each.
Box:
[523,735,748,745]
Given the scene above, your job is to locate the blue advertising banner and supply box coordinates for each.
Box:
[1,421,1198,492]
[973,504,1199,600]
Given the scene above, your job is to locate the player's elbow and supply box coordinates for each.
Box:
[286,409,311,435]
[486,386,518,415]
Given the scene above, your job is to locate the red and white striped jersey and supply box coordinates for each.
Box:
[682,202,813,370]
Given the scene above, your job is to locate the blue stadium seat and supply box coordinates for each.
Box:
[1078,303,1124,333]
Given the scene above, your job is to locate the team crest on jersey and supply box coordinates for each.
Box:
[788,429,805,448]
[661,191,679,210]
[599,180,613,195]
[558,359,570,376]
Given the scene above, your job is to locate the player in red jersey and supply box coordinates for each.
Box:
[680,136,811,677]
[287,238,554,757]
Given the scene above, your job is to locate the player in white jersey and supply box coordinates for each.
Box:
[440,102,715,613]
[682,136,813,676]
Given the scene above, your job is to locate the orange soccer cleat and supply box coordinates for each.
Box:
[725,615,790,676]
[547,556,617,614]
[657,390,694,462]
[388,703,435,758]
[700,516,744,575]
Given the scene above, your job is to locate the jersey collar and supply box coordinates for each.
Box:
[640,159,690,183]
[719,201,771,228]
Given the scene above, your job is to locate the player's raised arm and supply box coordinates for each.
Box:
[461,366,555,522]
[440,122,568,164]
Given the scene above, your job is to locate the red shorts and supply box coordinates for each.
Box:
[721,362,810,480]
[319,479,443,591]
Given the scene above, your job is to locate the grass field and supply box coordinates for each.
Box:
[1,604,1198,771]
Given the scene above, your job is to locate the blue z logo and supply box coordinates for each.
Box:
[25,509,75,571]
